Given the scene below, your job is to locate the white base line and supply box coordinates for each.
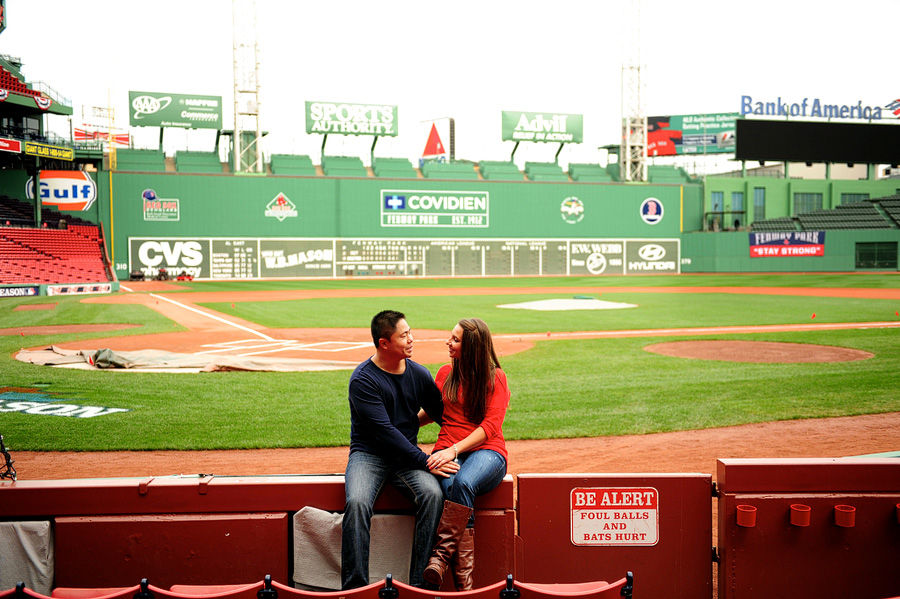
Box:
[150,293,275,341]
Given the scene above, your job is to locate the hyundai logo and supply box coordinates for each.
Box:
[638,244,666,261]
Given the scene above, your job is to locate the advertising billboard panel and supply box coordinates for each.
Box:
[502,111,583,143]
[305,101,398,136]
[648,113,737,156]
[129,91,223,129]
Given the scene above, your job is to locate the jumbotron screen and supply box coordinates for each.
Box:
[736,119,900,165]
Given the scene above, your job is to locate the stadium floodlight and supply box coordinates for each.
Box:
[232,0,263,173]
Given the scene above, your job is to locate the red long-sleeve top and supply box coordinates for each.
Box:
[432,364,510,461]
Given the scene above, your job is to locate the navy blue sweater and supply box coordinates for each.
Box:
[348,358,443,469]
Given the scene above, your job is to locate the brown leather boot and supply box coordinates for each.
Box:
[452,527,475,590]
[423,501,473,587]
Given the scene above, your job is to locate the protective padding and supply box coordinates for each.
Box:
[0,521,54,595]
[292,507,413,590]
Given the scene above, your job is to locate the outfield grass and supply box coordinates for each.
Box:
[201,292,900,333]
[1,274,899,451]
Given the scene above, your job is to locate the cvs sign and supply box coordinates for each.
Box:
[130,239,208,279]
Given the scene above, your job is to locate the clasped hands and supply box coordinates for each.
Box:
[427,447,460,478]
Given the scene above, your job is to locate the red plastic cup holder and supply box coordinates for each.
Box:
[736,504,757,527]
[834,505,856,528]
[735,505,756,528]
[790,504,811,527]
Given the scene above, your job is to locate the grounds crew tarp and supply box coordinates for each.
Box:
[16,346,356,372]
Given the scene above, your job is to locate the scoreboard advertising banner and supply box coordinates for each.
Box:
[648,113,737,156]
[749,231,826,257]
[129,237,679,279]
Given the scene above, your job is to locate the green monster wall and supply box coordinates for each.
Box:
[3,168,895,278]
[100,173,690,279]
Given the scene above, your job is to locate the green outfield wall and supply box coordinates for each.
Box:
[96,173,690,279]
[2,168,896,277]
[682,229,900,272]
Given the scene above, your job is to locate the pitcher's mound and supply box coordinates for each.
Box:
[644,340,874,363]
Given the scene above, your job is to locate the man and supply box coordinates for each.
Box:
[341,310,457,589]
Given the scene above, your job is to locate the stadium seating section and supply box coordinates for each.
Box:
[269,154,317,176]
[421,161,479,180]
[751,195,900,232]
[0,225,110,285]
[322,156,368,178]
[749,216,797,232]
[797,201,893,230]
[0,65,42,98]
[524,162,569,182]
[175,151,224,174]
[479,161,523,181]
[0,196,111,285]
[372,157,418,179]
[114,149,167,172]
[568,162,614,183]
[875,194,900,227]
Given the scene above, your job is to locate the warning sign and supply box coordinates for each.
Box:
[571,487,659,546]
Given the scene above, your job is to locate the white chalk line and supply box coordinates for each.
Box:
[149,293,276,341]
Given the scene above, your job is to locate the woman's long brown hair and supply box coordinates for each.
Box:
[443,318,501,424]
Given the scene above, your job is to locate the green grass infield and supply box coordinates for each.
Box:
[1,273,898,451]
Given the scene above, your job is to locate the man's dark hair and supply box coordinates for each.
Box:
[371,310,406,347]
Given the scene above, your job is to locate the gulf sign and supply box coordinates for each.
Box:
[571,487,659,546]
[749,231,825,257]
[26,171,97,211]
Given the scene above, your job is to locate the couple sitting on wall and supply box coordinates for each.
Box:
[341,310,510,590]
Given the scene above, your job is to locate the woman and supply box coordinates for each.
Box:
[420,318,510,590]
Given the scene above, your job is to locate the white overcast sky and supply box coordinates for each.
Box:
[1,0,897,169]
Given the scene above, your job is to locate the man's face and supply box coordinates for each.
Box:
[382,318,413,360]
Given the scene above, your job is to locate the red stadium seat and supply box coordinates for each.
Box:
[269,577,387,599]
[1,584,52,599]
[389,577,509,599]
[51,588,134,599]
[505,574,633,599]
[168,582,263,599]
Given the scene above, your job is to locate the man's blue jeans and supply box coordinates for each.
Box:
[439,449,507,528]
[341,451,443,589]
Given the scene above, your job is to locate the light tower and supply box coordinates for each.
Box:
[620,0,647,182]
[232,0,263,173]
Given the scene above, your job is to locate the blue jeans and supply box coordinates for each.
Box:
[439,449,507,528]
[341,450,444,589]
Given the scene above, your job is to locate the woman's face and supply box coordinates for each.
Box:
[446,324,464,360]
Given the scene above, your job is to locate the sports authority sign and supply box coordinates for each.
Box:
[306,101,398,136]
[749,231,825,257]
[571,487,659,546]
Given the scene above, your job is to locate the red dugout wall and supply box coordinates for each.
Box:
[717,458,900,599]
[516,473,713,599]
[3,460,900,598]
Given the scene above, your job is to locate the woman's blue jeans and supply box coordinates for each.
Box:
[439,449,507,528]
[341,450,444,589]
